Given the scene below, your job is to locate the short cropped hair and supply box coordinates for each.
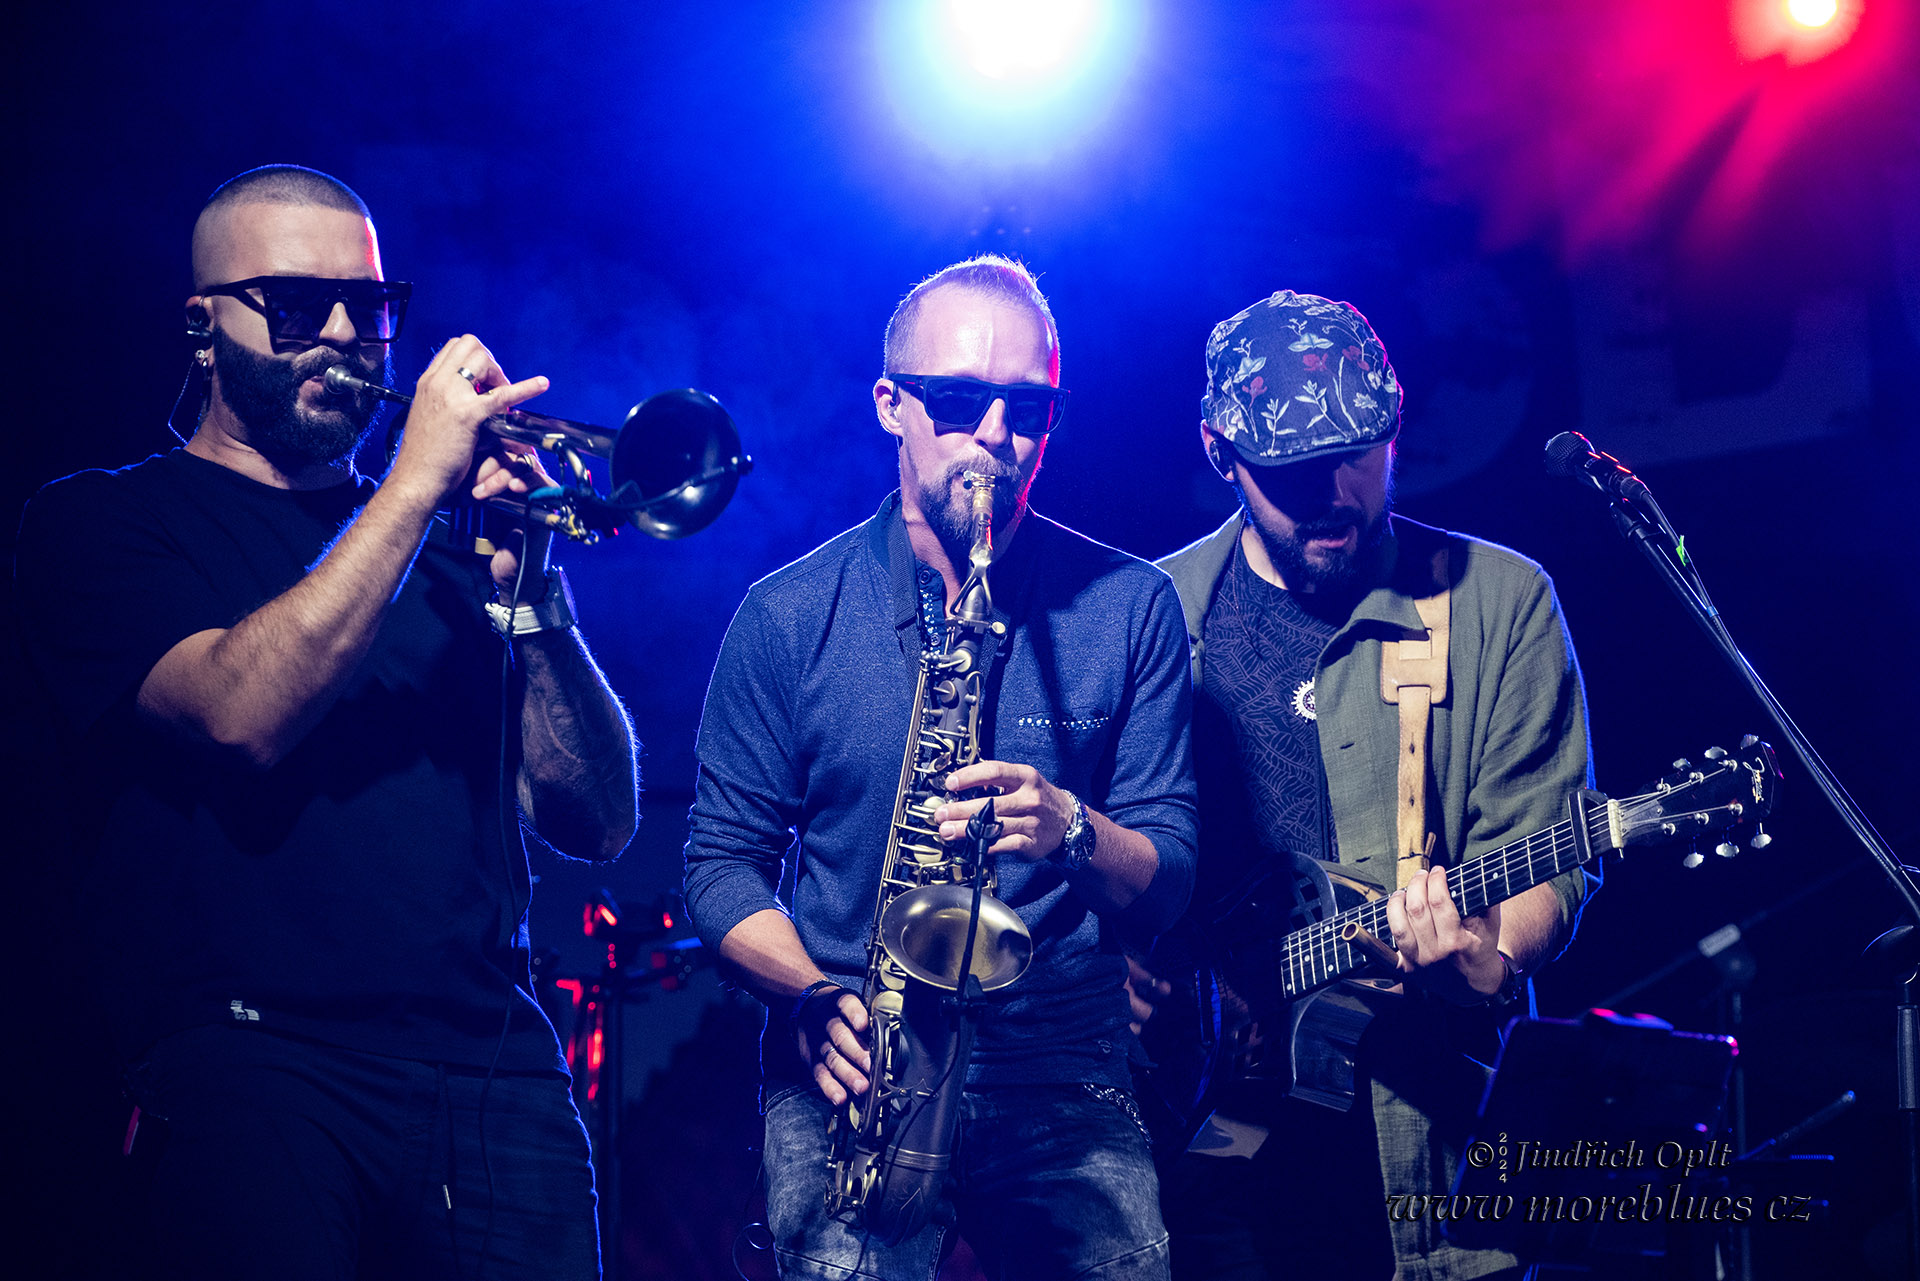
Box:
[192,165,370,287]
[882,255,1060,379]
[204,164,368,220]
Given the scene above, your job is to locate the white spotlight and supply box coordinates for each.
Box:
[948,0,1101,82]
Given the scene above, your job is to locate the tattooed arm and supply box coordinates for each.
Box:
[514,626,639,862]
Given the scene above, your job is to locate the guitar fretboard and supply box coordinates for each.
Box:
[1278,806,1611,1002]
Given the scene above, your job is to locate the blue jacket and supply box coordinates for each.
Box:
[684,494,1198,1094]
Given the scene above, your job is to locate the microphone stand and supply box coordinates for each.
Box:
[1559,446,1920,1275]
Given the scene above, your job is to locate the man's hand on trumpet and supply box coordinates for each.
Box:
[473,444,560,596]
[387,333,549,514]
[384,333,560,592]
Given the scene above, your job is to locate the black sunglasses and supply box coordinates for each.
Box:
[887,374,1069,438]
[200,275,413,347]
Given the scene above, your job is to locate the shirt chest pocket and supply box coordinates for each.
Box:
[1001,709,1114,789]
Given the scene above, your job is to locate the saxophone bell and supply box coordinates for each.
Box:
[878,886,1031,991]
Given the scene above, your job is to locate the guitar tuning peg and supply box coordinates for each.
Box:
[1682,847,1705,869]
[1672,758,1692,771]
[1748,825,1772,850]
[1714,840,1739,858]
[1703,746,1728,761]
[1739,734,1759,749]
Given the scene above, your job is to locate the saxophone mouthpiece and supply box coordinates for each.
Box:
[963,471,996,573]
[964,470,995,510]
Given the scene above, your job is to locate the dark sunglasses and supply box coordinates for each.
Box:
[888,374,1069,438]
[200,275,413,347]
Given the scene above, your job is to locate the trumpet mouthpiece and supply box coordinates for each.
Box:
[322,365,365,398]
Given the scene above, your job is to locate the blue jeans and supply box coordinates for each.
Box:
[764,1083,1170,1281]
[124,1023,599,1280]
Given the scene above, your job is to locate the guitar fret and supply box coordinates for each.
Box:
[1276,798,1630,1005]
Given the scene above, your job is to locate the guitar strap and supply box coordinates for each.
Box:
[1378,547,1451,889]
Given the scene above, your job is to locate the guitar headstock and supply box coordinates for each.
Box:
[1611,737,1781,860]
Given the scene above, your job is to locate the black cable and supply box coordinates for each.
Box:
[473,502,539,1279]
[730,1154,775,1280]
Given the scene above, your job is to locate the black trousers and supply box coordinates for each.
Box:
[124,1023,600,1281]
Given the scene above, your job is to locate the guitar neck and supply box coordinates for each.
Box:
[1279,804,1610,1003]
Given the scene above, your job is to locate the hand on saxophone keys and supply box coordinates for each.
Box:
[791,984,874,1106]
[933,759,1078,862]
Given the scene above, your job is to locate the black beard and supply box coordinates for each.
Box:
[921,456,1029,562]
[210,329,388,469]
[1250,499,1394,596]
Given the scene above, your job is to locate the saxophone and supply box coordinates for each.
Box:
[824,471,1035,1245]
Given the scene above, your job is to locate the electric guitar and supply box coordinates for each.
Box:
[1135,739,1780,1163]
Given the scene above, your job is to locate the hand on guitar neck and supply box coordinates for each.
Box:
[1376,867,1562,1007]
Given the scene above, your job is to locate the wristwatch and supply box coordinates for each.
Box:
[1051,791,1097,872]
[486,568,575,637]
[1485,950,1527,1008]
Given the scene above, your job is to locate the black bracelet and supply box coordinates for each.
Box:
[787,979,845,1031]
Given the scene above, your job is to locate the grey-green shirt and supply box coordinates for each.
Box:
[1158,510,1598,1280]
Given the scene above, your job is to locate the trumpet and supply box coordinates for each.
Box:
[324,365,752,542]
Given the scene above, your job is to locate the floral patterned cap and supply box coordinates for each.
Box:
[1203,290,1402,464]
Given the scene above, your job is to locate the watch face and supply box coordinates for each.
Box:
[1061,804,1096,869]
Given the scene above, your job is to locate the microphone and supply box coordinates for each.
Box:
[1544,431,1652,506]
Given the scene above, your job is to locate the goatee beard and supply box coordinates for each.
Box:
[210,329,388,470]
[921,457,1028,561]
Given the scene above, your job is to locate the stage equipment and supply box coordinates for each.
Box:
[1443,1011,1743,1263]
[825,471,1033,1245]
[537,892,705,1281]
[1548,427,1920,1277]
[324,365,751,542]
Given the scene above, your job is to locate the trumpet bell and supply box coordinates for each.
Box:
[879,883,1033,992]
[610,388,753,540]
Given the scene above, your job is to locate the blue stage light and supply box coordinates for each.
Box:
[875,0,1143,163]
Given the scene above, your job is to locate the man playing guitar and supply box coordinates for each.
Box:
[1146,291,1597,1281]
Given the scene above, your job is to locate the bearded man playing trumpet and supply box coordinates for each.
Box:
[683,256,1198,1280]
[14,164,635,1279]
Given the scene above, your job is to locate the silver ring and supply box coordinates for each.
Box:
[456,366,478,384]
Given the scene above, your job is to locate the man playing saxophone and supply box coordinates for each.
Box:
[683,256,1198,1280]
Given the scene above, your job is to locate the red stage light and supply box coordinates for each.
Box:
[1733,0,1860,62]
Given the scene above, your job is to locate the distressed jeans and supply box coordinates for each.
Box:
[765,1082,1170,1281]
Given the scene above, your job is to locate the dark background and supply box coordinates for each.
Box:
[11,2,1918,1277]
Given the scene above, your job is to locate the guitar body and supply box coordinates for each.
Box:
[1136,856,1400,1161]
[1133,743,1779,1167]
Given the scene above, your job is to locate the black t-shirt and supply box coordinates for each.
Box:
[1189,543,1392,1272]
[1192,541,1345,913]
[15,449,562,1070]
